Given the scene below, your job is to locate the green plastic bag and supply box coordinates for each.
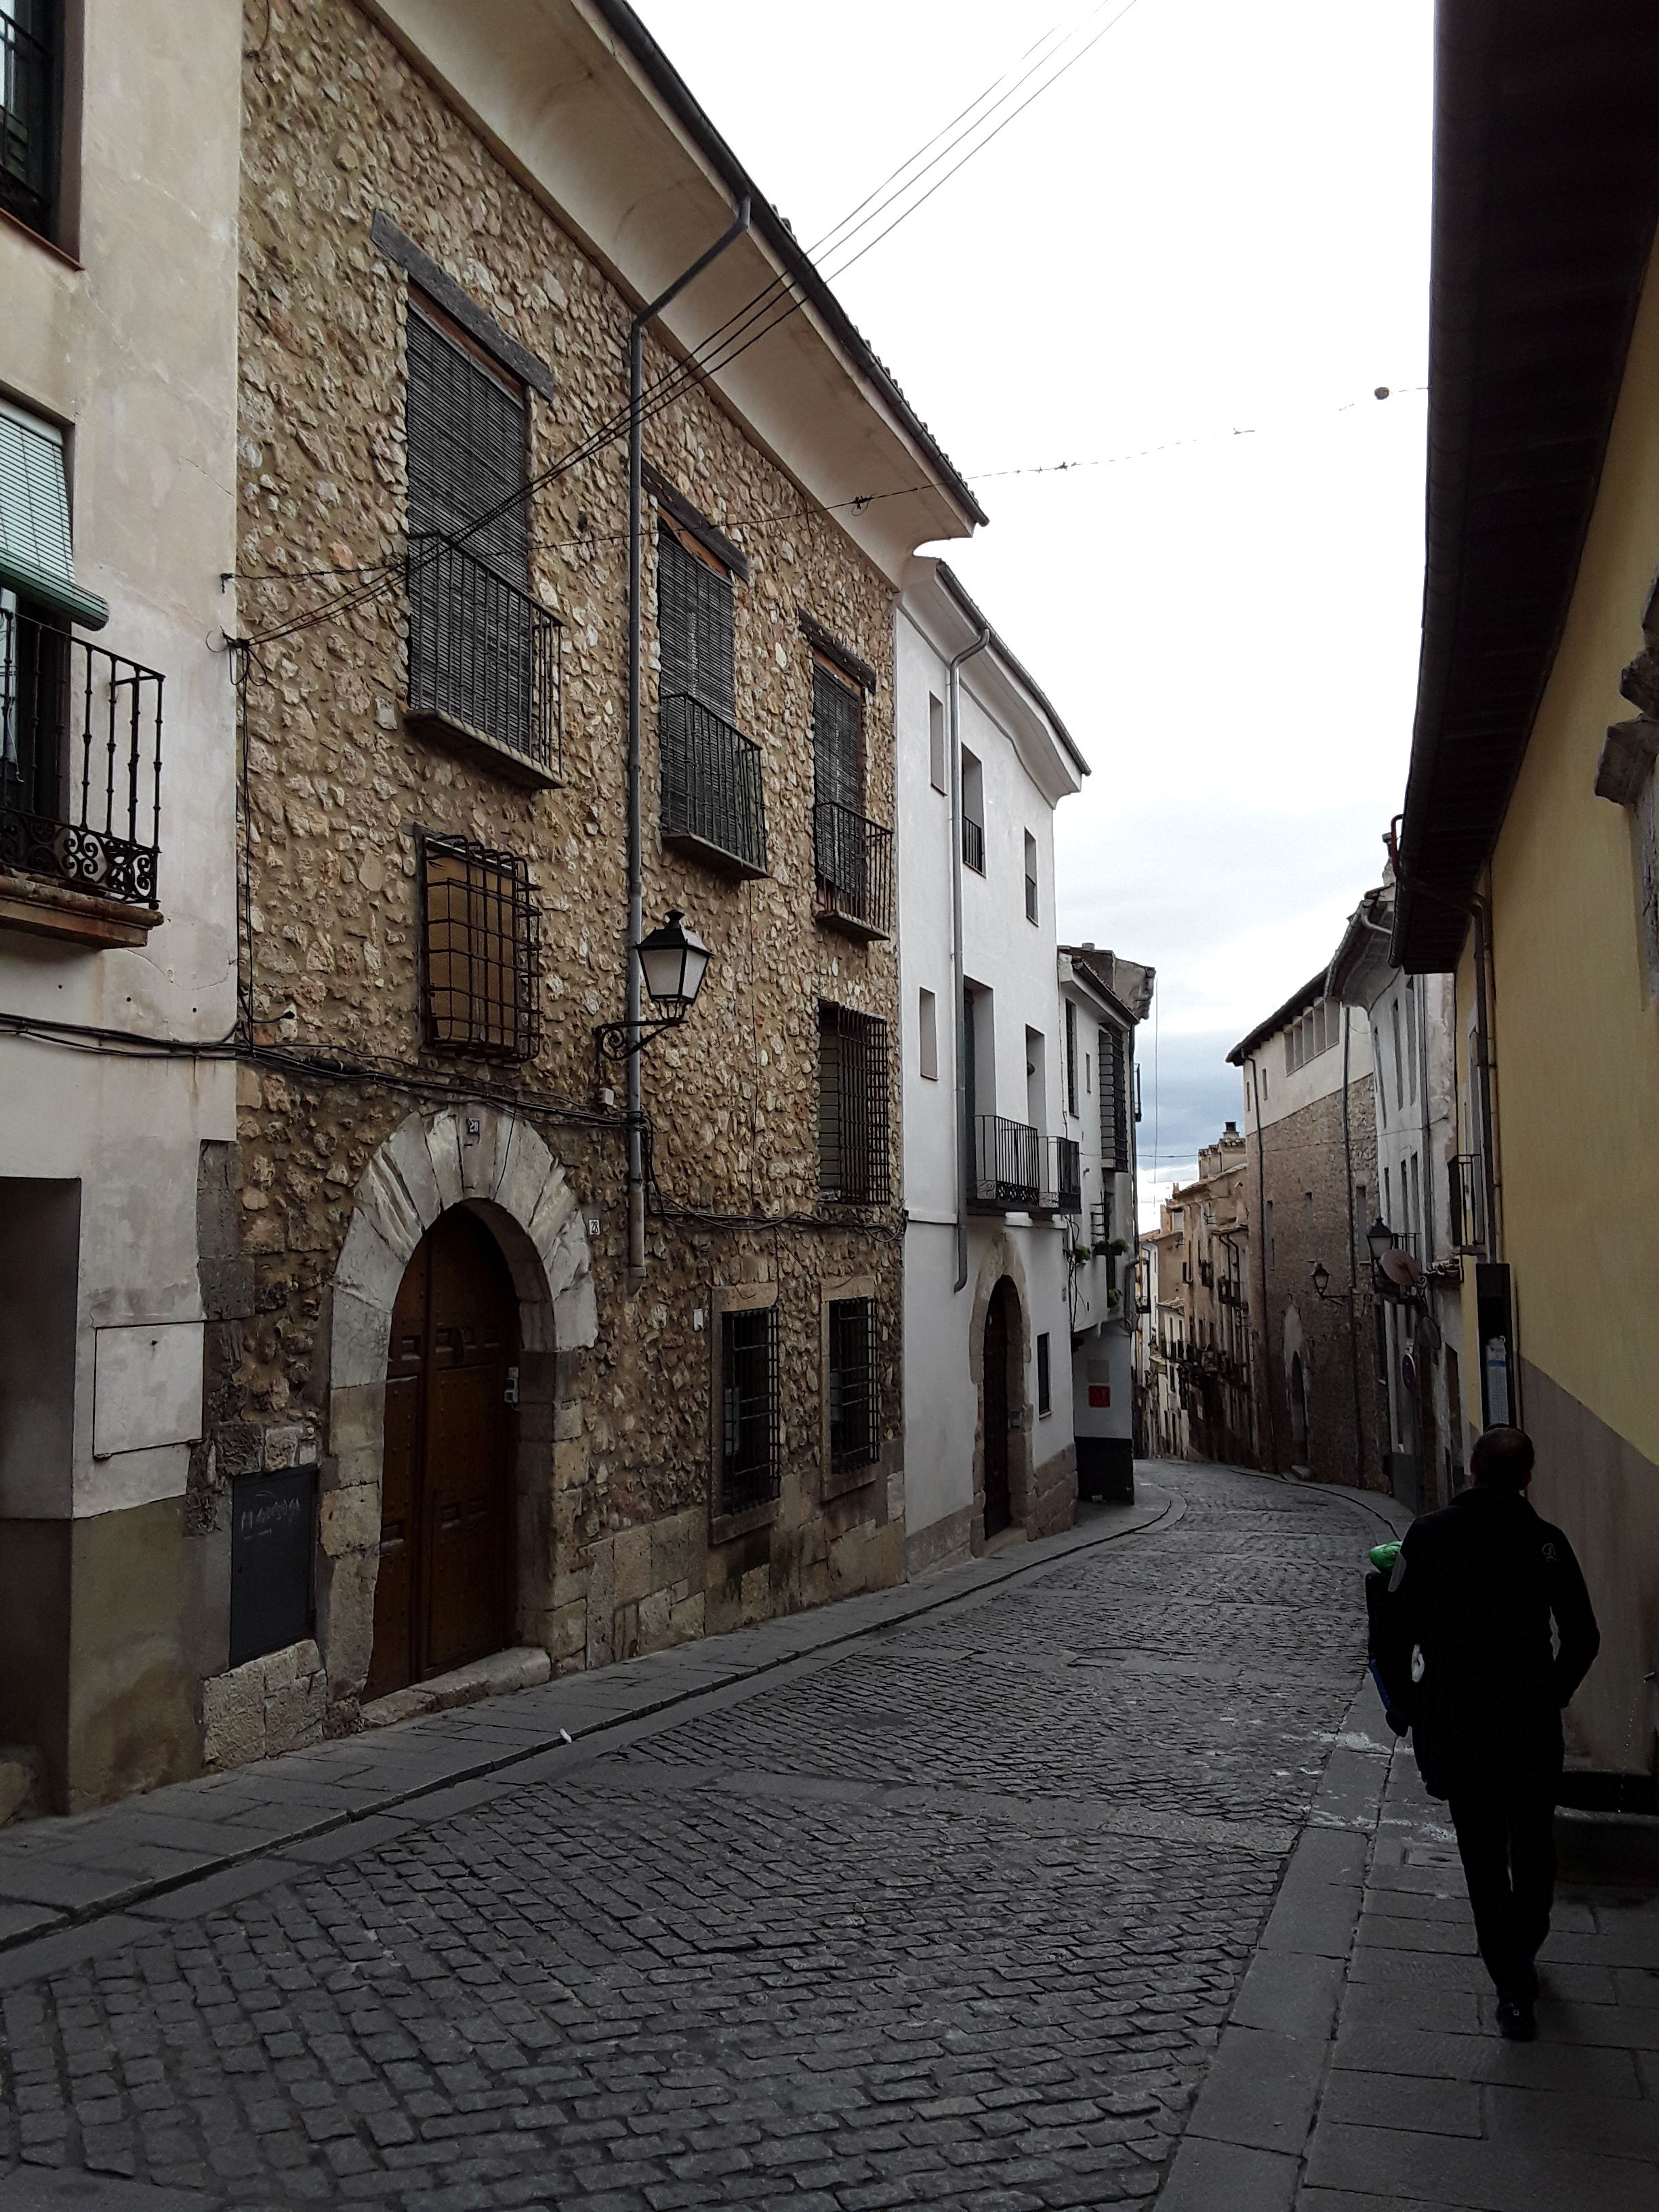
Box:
[1368,1539,1401,1575]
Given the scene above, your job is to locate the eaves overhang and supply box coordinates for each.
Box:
[1225,970,1327,1068]
[1393,0,1659,972]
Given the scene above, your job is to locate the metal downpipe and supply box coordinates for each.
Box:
[625,199,752,1281]
[947,626,991,1292]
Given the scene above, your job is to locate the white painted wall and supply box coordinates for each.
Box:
[896,562,1085,1560]
[0,0,242,1518]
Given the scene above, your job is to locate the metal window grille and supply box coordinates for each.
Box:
[1046,1135,1082,1212]
[813,800,893,935]
[962,813,985,874]
[419,834,541,1062]
[660,692,767,874]
[1448,1153,1486,1254]
[0,605,163,905]
[828,1297,878,1476]
[0,0,56,239]
[1065,998,1078,1117]
[818,1004,891,1204]
[1098,1024,1129,1172]
[970,1113,1041,1209]
[1036,1331,1051,1418]
[404,306,561,774]
[720,1304,781,1515]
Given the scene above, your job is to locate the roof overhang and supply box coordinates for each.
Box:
[1226,970,1326,1067]
[1393,0,1659,971]
[1326,888,1393,1007]
[359,0,985,583]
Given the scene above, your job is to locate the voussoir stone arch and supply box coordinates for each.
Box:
[317,1106,597,1714]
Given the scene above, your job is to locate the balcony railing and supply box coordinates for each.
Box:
[962,815,985,874]
[1,607,164,907]
[969,1113,1041,1210]
[813,800,893,939]
[406,540,562,781]
[1042,1135,1082,1214]
[659,692,768,878]
[1448,1154,1485,1254]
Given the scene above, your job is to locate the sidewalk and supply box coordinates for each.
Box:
[1162,1617,1659,2209]
[0,1484,1178,1983]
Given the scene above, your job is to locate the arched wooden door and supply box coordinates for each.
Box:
[367,1208,517,1698]
[983,1277,1017,1538]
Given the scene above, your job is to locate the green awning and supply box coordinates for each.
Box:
[0,404,108,631]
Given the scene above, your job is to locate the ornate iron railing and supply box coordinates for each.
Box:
[1042,1136,1082,1213]
[659,692,767,876]
[813,800,893,937]
[0,607,164,906]
[406,539,561,777]
[962,813,985,874]
[970,1113,1042,1210]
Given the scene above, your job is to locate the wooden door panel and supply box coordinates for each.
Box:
[424,1361,508,1675]
[983,1284,1012,1536]
[366,1370,420,1698]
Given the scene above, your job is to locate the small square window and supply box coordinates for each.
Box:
[420,834,540,1062]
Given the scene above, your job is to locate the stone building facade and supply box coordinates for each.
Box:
[185,1,984,1780]
[1138,1124,1254,1469]
[1229,980,1387,1489]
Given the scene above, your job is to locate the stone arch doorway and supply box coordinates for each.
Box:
[983,1277,1019,1537]
[367,1208,518,1698]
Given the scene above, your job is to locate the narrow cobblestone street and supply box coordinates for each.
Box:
[0,1465,1393,2209]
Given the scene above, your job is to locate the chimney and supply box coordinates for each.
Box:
[1224,1120,1239,1137]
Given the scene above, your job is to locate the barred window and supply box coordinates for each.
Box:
[1098,1023,1128,1172]
[828,1298,878,1476]
[405,300,559,773]
[818,1004,891,1204]
[420,834,540,1062]
[720,1305,780,1516]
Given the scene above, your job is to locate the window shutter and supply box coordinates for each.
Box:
[1065,999,1078,1118]
[0,404,108,628]
[1099,1024,1128,1172]
[812,661,862,815]
[657,527,735,720]
[405,309,528,583]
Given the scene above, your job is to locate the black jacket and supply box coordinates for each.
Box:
[1380,1486,1599,1800]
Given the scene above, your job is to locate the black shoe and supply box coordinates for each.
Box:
[1496,1999,1536,2041]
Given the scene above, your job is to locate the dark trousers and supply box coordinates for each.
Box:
[1448,1783,1557,2000]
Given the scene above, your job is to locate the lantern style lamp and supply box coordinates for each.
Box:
[1366,1215,1397,1271]
[1311,1261,1331,1301]
[635,909,710,1017]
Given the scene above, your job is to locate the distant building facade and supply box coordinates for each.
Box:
[1136,1124,1253,1467]
[1229,981,1386,1488]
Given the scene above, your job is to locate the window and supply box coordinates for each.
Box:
[1265,1199,1275,1267]
[918,987,939,1081]
[928,692,946,792]
[813,656,884,927]
[1065,998,1078,1117]
[1023,830,1038,924]
[658,521,735,718]
[405,300,558,773]
[1406,980,1418,1103]
[0,1,59,241]
[828,1297,878,1475]
[657,519,766,873]
[1391,998,1406,1113]
[1036,1332,1051,1418]
[818,1004,891,1203]
[419,834,540,1061]
[720,1305,780,1516]
[1304,1190,1313,1227]
[961,747,985,873]
[1098,1023,1128,1171]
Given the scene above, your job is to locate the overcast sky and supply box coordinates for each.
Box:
[642,0,1435,1199]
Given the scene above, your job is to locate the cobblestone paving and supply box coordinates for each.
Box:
[0,1465,1380,2209]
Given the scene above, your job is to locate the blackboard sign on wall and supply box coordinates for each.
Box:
[229,1465,317,1666]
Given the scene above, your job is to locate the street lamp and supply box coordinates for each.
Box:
[1366,1215,1398,1273]
[594,909,712,1065]
[1310,1258,1352,1307]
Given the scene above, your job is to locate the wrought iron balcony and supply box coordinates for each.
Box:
[1040,1136,1082,1214]
[1448,1154,1485,1254]
[659,692,768,878]
[969,1112,1042,1211]
[813,800,893,939]
[1,607,163,908]
[962,814,985,875]
[405,540,562,783]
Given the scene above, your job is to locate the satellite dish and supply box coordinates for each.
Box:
[1380,1246,1424,1292]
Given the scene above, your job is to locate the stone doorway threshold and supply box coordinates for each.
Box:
[361,1645,552,1730]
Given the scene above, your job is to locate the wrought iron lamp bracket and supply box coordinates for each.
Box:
[593,1011,689,1066]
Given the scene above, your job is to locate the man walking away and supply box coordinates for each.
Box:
[1385,1426,1599,2041]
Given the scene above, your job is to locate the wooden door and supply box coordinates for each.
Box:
[367,1208,516,1698]
[983,1279,1013,1537]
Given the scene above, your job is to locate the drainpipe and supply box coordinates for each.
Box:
[1246,1052,1280,1472]
[625,198,752,1282]
[947,625,992,1292]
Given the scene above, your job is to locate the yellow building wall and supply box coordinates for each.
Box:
[1473,232,1659,1767]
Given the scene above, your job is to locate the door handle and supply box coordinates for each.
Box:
[504,1366,520,1407]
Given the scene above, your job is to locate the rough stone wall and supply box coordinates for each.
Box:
[205,0,907,1750]
[1250,1081,1386,1488]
